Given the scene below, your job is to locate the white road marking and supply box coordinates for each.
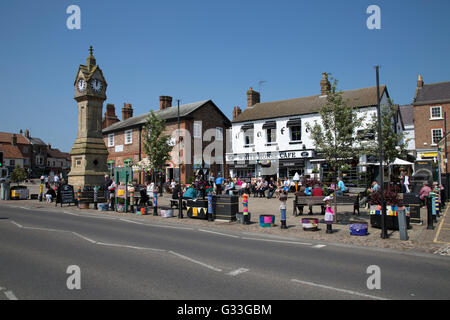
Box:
[71,232,97,244]
[291,279,388,300]
[96,242,166,252]
[198,229,240,238]
[4,291,18,300]
[313,244,327,249]
[227,268,250,276]
[169,251,222,272]
[241,237,312,246]
[119,218,144,225]
[10,221,23,228]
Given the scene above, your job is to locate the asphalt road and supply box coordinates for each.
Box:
[0,204,449,300]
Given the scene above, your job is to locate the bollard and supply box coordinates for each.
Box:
[426,196,434,230]
[77,186,81,209]
[39,184,44,202]
[130,187,135,213]
[178,192,183,219]
[153,191,158,216]
[93,186,99,210]
[243,193,249,225]
[430,192,438,223]
[208,192,213,221]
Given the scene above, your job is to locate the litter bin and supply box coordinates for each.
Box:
[213,195,238,221]
[10,185,28,200]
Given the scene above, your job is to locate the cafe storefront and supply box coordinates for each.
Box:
[226,150,314,179]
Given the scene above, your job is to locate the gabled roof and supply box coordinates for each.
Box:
[47,148,70,159]
[0,144,26,159]
[413,81,450,106]
[399,105,414,127]
[233,85,388,123]
[102,100,221,133]
[0,132,31,145]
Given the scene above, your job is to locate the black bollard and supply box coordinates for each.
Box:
[178,192,183,219]
[426,196,434,230]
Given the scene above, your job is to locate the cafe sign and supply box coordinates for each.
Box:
[226,150,314,163]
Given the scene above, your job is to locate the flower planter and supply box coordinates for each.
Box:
[369,205,410,230]
[301,218,319,231]
[349,223,368,236]
[259,215,275,227]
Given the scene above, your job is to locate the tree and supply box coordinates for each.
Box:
[142,111,174,187]
[306,76,365,218]
[362,99,409,177]
[10,165,27,185]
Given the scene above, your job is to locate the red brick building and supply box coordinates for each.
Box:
[413,75,450,161]
[102,96,231,184]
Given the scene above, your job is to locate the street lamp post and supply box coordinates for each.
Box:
[375,66,388,239]
[177,99,183,219]
[445,112,449,202]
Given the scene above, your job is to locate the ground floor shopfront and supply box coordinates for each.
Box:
[227,151,379,188]
[226,151,314,180]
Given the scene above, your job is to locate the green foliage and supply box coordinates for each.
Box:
[142,111,174,178]
[10,165,27,185]
[363,99,409,166]
[306,76,365,178]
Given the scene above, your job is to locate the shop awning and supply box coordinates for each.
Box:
[392,158,414,166]
[241,124,254,131]
[287,119,301,127]
[262,121,276,129]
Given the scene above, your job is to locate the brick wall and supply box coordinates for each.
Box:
[414,103,450,150]
[103,101,230,184]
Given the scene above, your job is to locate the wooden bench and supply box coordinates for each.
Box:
[336,195,360,215]
[293,196,325,216]
[293,195,360,216]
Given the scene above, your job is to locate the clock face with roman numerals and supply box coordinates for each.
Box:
[77,79,86,92]
[90,79,103,93]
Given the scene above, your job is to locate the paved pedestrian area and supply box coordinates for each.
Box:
[2,190,449,256]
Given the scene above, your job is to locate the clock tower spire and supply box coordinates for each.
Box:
[68,46,109,188]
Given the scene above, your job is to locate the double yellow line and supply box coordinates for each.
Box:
[434,202,450,244]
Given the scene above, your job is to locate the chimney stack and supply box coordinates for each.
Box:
[320,72,330,95]
[232,106,242,120]
[24,129,30,139]
[160,96,173,110]
[247,88,260,108]
[102,104,120,129]
[122,103,133,120]
[417,74,424,88]
[12,134,17,146]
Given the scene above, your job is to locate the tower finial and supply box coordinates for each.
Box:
[89,46,94,55]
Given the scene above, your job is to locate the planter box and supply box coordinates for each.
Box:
[98,203,108,211]
[79,202,90,209]
[301,218,319,231]
[260,215,275,227]
[349,223,368,236]
[161,208,174,218]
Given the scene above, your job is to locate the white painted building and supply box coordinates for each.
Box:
[227,73,402,186]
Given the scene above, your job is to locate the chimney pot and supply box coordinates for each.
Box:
[160,96,173,110]
[247,88,260,108]
[122,103,133,120]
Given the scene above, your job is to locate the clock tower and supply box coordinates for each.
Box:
[68,46,109,188]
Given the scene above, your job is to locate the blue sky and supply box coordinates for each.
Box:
[1,0,449,152]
